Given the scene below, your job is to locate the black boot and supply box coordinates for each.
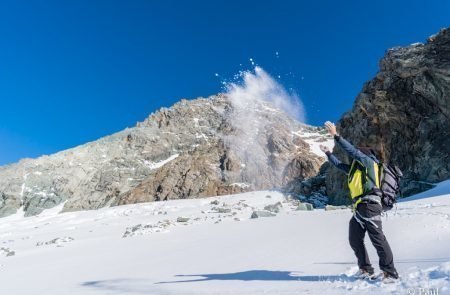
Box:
[383,270,399,280]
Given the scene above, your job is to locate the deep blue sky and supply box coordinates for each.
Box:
[0,0,448,165]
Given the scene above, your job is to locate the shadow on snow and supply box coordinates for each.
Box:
[155,270,359,284]
[81,269,374,292]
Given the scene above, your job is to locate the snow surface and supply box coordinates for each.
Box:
[400,179,450,201]
[0,182,449,294]
[293,129,334,157]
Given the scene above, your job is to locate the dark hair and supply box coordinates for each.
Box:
[358,147,379,160]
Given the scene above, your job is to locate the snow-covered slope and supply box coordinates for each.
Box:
[292,127,334,157]
[0,182,449,294]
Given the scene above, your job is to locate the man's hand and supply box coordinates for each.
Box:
[320,144,330,153]
[324,121,338,136]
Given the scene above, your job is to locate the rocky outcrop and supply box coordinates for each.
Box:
[250,210,276,218]
[0,95,326,217]
[0,192,22,217]
[326,28,450,204]
[114,96,326,205]
[283,162,329,197]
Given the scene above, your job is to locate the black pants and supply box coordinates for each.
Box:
[349,202,397,274]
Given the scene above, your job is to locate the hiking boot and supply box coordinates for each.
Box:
[382,270,399,282]
[355,268,375,279]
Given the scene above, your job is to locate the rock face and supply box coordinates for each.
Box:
[0,95,325,217]
[326,28,450,204]
[115,95,324,206]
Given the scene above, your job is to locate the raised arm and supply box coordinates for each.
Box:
[320,144,350,173]
[323,148,351,173]
[324,121,370,163]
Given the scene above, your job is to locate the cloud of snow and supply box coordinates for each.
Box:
[225,66,305,122]
[220,66,305,184]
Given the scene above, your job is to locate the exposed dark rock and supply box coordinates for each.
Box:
[216,207,232,213]
[282,160,329,200]
[177,217,190,223]
[0,247,15,257]
[264,202,283,213]
[250,210,276,218]
[296,203,314,211]
[326,28,450,205]
[0,193,22,217]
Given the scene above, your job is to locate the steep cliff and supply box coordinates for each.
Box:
[326,28,450,205]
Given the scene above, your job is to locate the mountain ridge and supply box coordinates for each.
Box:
[0,94,329,218]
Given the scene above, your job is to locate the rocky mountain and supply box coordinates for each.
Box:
[0,94,330,218]
[326,27,450,205]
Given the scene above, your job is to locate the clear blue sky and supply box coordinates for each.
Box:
[0,0,448,166]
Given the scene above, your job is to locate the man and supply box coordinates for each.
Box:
[320,121,399,281]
